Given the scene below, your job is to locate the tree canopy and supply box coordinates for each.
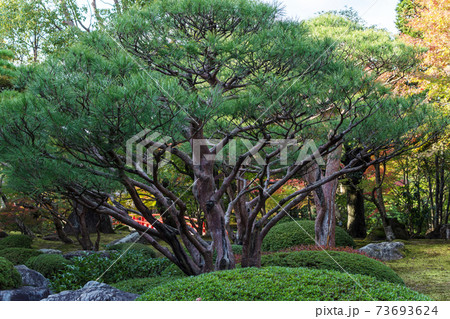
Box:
[0,0,444,274]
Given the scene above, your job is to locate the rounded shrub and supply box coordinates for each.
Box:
[261,220,355,251]
[107,243,157,258]
[138,267,429,301]
[261,250,404,284]
[0,234,33,249]
[0,256,22,290]
[160,263,187,277]
[26,254,69,278]
[0,248,42,265]
[112,276,182,295]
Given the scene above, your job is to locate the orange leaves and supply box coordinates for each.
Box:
[399,0,450,103]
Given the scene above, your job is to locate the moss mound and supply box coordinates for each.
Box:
[26,254,69,278]
[107,243,157,258]
[262,220,355,251]
[0,248,42,265]
[0,257,22,290]
[261,250,404,284]
[138,267,429,301]
[0,234,33,249]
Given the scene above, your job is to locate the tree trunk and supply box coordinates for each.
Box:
[305,144,343,247]
[14,217,35,237]
[373,162,395,241]
[345,181,367,238]
[234,178,249,245]
[240,224,262,268]
[191,124,235,271]
[52,215,74,244]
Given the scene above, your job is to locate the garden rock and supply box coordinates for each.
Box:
[63,250,113,260]
[358,241,405,261]
[39,249,63,255]
[0,265,50,301]
[42,281,139,301]
[107,231,148,246]
[0,286,50,301]
[15,265,49,288]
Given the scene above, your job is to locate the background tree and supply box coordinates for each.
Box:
[396,0,450,104]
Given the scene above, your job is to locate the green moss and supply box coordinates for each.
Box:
[138,267,430,301]
[386,239,450,301]
[261,250,404,284]
[0,257,22,290]
[26,254,69,278]
[0,248,42,265]
[0,234,33,249]
[262,220,355,251]
[106,242,157,258]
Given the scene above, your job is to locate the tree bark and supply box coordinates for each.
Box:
[306,144,343,247]
[191,124,235,271]
[345,180,366,238]
[373,162,395,241]
[52,215,74,244]
[240,224,262,268]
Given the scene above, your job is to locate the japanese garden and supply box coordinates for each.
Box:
[0,0,448,302]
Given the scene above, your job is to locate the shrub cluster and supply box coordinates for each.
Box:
[0,257,22,290]
[0,234,33,249]
[269,245,382,261]
[261,250,404,284]
[138,267,429,301]
[26,254,69,278]
[0,248,42,265]
[50,250,170,292]
[112,276,182,295]
[107,242,157,258]
[261,220,355,251]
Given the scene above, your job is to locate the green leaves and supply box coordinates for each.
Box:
[138,266,431,301]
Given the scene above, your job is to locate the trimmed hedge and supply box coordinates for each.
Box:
[107,243,157,259]
[112,276,182,295]
[138,267,430,301]
[26,254,69,278]
[0,234,33,249]
[0,257,22,290]
[261,250,404,285]
[262,220,355,251]
[0,248,42,265]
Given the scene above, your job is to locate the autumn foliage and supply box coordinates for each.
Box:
[398,0,450,102]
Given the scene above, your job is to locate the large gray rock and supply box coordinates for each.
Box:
[358,241,405,261]
[39,248,63,255]
[0,286,50,301]
[42,281,139,301]
[14,265,50,288]
[107,231,147,246]
[0,266,50,301]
